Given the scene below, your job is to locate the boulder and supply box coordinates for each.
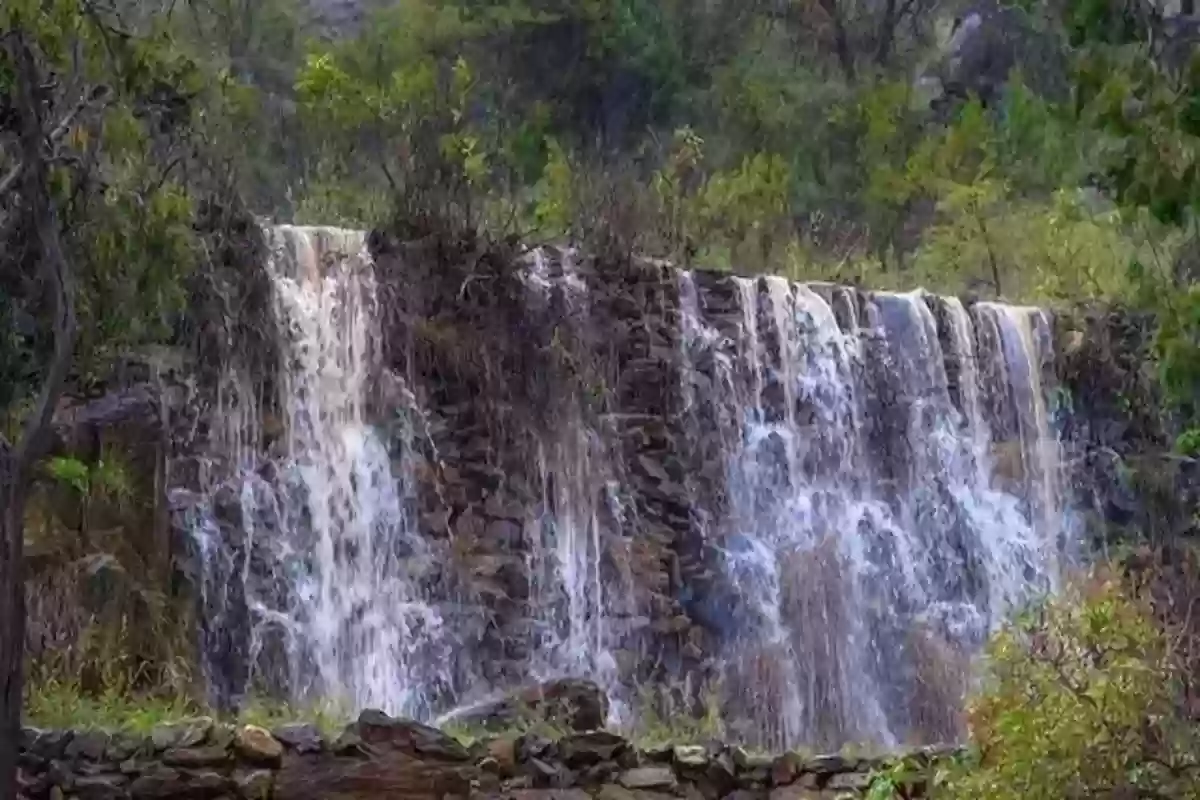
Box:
[618,766,676,791]
[272,724,324,754]
[162,746,231,768]
[557,731,628,768]
[234,726,284,766]
[150,718,213,751]
[353,710,470,762]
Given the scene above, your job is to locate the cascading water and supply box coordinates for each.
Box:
[264,225,449,716]
[520,249,624,712]
[183,225,451,718]
[184,230,1074,748]
[677,272,1067,750]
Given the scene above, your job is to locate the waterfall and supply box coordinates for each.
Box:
[677,272,1065,750]
[181,232,1072,747]
[520,249,623,712]
[183,225,451,718]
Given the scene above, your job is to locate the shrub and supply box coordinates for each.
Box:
[936,571,1200,800]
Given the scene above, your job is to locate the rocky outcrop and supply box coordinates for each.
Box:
[17,710,956,800]
[1054,305,1200,547]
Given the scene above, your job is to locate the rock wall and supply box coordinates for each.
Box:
[59,227,1199,755]
[17,708,954,800]
[1054,305,1200,548]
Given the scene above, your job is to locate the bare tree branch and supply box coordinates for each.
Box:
[817,0,857,80]
[0,84,113,202]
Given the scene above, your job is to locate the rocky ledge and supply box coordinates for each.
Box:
[17,712,958,800]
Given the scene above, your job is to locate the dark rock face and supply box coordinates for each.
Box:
[16,719,958,800]
[1053,307,1200,548]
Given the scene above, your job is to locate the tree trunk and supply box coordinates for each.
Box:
[0,458,26,800]
[0,30,81,800]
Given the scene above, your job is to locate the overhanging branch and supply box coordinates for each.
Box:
[0,84,112,202]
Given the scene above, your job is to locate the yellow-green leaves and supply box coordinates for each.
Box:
[936,575,1200,800]
[532,139,575,235]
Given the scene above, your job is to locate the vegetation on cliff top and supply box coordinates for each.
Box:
[6,0,1200,797]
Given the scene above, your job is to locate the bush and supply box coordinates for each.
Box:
[935,571,1200,800]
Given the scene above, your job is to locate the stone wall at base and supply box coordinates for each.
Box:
[17,710,957,800]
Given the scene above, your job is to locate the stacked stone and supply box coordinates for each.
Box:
[18,705,957,800]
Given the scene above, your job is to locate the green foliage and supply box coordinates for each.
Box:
[42,451,135,505]
[624,684,724,749]
[45,457,91,496]
[293,5,497,230]
[236,697,351,740]
[0,0,212,400]
[532,139,577,236]
[935,574,1200,800]
[24,679,199,734]
[1175,427,1200,457]
[865,754,928,800]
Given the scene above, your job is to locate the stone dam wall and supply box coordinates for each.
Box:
[36,226,1190,761]
[17,709,953,800]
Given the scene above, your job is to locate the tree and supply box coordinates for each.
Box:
[0,2,207,795]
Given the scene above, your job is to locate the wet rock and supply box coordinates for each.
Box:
[731,747,773,771]
[490,791,590,800]
[163,746,231,768]
[482,737,517,777]
[208,725,237,752]
[802,754,857,775]
[672,745,708,768]
[182,769,231,797]
[105,734,146,762]
[826,770,872,791]
[65,731,110,761]
[578,760,620,785]
[73,773,128,800]
[274,750,476,800]
[30,730,73,760]
[353,710,469,761]
[150,718,213,751]
[234,726,283,766]
[514,733,553,763]
[129,767,184,799]
[618,766,676,791]
[19,727,41,750]
[233,768,274,799]
[767,788,825,800]
[47,760,75,789]
[528,757,574,789]
[331,730,371,758]
[272,724,324,754]
[769,753,803,787]
[557,731,628,768]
